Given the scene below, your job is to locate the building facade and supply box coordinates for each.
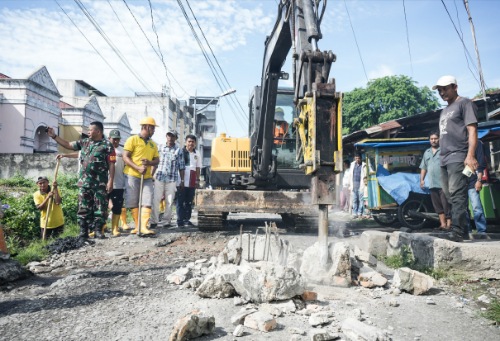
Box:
[0,67,61,154]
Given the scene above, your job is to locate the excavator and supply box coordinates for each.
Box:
[196,0,342,236]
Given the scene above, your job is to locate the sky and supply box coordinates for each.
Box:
[1,0,499,139]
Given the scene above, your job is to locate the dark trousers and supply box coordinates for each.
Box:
[108,189,125,215]
[441,162,469,237]
[176,187,196,224]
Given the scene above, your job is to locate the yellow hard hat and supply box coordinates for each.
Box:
[140,116,158,126]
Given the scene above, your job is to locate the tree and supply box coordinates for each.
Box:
[474,88,500,99]
[342,75,440,134]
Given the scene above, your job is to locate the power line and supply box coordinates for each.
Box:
[402,0,414,77]
[106,0,162,86]
[343,0,368,83]
[54,0,136,94]
[122,0,189,98]
[184,0,248,122]
[440,0,481,89]
[177,0,246,130]
[73,0,164,105]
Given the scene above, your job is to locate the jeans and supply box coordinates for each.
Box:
[351,188,364,216]
[468,188,487,233]
[441,163,469,237]
[176,187,196,224]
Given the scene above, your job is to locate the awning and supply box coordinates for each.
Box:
[355,140,429,148]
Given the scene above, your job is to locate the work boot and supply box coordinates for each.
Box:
[130,208,140,234]
[138,207,155,236]
[89,224,105,238]
[111,214,121,237]
[78,223,89,239]
[94,224,105,239]
[120,208,131,231]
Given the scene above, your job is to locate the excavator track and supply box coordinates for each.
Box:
[197,212,228,232]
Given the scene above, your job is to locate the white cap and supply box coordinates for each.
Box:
[432,75,457,90]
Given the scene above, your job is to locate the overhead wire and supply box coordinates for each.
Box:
[184,0,248,122]
[177,0,246,131]
[343,0,369,83]
[54,0,137,95]
[106,0,162,87]
[440,0,481,89]
[402,0,414,77]
[73,0,165,105]
[122,0,189,98]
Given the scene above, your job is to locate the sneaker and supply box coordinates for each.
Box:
[176,222,185,228]
[149,223,158,229]
[184,221,194,226]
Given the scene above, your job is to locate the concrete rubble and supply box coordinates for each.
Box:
[0,258,31,284]
[168,310,215,341]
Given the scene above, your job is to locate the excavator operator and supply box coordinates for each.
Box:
[273,107,289,146]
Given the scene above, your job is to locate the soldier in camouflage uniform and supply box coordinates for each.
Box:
[47,121,116,239]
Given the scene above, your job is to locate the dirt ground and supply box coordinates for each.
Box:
[0,211,499,341]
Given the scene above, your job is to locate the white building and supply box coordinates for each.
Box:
[0,66,61,153]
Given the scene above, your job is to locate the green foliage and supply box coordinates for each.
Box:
[482,299,500,324]
[380,245,416,269]
[14,239,50,265]
[0,173,34,188]
[342,75,440,134]
[1,173,79,253]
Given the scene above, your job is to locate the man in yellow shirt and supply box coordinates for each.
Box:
[33,176,64,238]
[122,117,160,235]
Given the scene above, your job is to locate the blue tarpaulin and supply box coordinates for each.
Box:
[376,165,430,205]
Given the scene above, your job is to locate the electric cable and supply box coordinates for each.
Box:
[402,0,414,77]
[184,0,248,122]
[343,0,369,83]
[122,0,189,98]
[54,0,136,94]
[106,0,162,86]
[440,0,481,89]
[73,0,164,105]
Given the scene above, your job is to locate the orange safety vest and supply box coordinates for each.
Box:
[273,120,289,145]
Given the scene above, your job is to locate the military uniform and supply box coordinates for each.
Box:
[71,138,116,235]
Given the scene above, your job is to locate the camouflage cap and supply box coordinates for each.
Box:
[109,129,121,139]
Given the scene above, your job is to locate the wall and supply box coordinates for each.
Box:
[0,153,78,181]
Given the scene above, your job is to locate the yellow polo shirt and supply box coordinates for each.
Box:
[123,135,159,179]
[33,191,64,229]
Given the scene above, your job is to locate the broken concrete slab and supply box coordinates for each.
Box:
[393,267,434,295]
[358,271,388,288]
[359,231,500,279]
[231,307,258,326]
[300,241,351,286]
[197,262,304,303]
[341,317,390,341]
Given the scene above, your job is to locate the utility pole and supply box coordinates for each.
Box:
[463,0,488,118]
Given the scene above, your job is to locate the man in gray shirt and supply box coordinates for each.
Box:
[434,75,478,242]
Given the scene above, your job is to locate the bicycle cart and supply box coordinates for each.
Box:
[355,138,438,229]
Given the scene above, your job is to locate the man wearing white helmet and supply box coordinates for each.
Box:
[122,117,160,235]
[433,75,478,242]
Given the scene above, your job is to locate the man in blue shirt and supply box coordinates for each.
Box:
[151,131,185,228]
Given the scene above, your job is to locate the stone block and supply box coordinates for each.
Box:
[168,310,215,341]
[393,267,433,295]
[301,290,318,301]
[243,311,277,332]
[359,231,389,257]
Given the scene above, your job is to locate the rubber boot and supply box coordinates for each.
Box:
[94,223,105,239]
[120,208,131,231]
[130,208,140,234]
[111,214,121,237]
[139,207,155,235]
[89,224,105,238]
[78,222,89,239]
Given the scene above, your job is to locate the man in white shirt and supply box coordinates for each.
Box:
[176,135,202,227]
